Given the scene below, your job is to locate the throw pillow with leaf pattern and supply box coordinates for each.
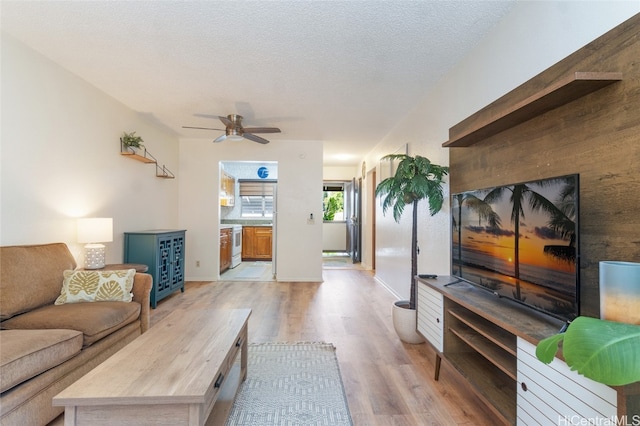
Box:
[55,269,135,305]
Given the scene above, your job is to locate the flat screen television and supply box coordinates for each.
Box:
[451,174,579,322]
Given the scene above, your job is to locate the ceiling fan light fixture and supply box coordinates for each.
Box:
[226,128,244,142]
[186,113,279,144]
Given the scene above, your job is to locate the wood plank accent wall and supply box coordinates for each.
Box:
[449,14,640,318]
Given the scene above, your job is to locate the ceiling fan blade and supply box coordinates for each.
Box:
[182,126,225,131]
[242,127,281,134]
[193,113,221,119]
[218,115,234,127]
[213,134,227,143]
[243,133,270,144]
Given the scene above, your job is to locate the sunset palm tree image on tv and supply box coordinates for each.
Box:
[451,174,579,322]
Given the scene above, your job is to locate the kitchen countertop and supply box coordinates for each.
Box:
[221,220,272,226]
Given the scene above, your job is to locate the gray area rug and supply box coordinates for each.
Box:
[225,343,353,426]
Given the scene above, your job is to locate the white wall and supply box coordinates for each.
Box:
[0,34,180,265]
[178,138,323,282]
[323,165,357,181]
[362,3,639,300]
[361,166,376,271]
[323,222,347,252]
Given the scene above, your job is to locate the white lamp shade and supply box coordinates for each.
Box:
[77,218,113,243]
[599,261,640,325]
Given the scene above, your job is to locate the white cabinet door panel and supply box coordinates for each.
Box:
[417,283,444,352]
[516,338,616,425]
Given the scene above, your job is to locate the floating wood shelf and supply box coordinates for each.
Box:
[443,71,622,148]
[120,151,157,164]
[155,164,175,179]
[120,144,158,163]
[121,143,175,179]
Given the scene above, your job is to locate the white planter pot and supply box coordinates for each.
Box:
[392,300,425,344]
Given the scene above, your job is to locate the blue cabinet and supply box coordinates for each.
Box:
[124,230,186,308]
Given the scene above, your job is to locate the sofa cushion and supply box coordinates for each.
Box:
[1,302,140,347]
[0,329,83,393]
[55,269,135,305]
[0,243,77,320]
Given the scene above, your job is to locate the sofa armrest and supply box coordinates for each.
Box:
[131,273,152,333]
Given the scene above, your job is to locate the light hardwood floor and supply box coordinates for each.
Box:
[150,268,499,425]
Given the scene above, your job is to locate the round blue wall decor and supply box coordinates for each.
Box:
[257,166,269,179]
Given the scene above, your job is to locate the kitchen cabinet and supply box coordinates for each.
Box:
[220,228,232,273]
[124,230,186,308]
[242,226,272,261]
[220,171,235,206]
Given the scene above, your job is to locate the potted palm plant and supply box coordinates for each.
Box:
[375,154,449,343]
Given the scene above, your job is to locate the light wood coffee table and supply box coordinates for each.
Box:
[53,308,251,426]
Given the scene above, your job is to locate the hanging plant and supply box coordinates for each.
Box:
[121,131,145,149]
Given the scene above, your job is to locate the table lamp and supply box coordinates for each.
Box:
[599,261,640,325]
[77,218,113,269]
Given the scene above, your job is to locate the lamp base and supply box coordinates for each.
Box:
[84,244,106,269]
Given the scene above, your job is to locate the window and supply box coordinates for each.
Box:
[323,182,345,221]
[240,180,275,218]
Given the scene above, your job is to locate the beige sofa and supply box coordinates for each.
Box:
[0,243,152,425]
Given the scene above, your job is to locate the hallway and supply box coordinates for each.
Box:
[322,251,363,270]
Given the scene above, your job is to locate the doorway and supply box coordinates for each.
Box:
[219,161,278,281]
[345,178,362,263]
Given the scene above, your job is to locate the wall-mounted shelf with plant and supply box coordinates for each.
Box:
[120,131,175,179]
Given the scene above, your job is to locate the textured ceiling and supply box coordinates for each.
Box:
[1,1,516,166]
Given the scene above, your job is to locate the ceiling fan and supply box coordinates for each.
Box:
[183,114,281,144]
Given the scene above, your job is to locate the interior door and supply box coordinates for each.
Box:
[345,178,361,263]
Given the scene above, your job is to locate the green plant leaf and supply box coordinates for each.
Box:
[535,333,565,364]
[121,131,144,148]
[375,154,448,223]
[536,316,640,386]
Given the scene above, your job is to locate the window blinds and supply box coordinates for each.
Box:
[239,181,275,196]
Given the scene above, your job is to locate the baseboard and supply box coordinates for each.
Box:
[373,274,402,300]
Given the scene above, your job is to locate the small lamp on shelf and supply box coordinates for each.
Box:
[77,218,113,269]
[599,261,640,325]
